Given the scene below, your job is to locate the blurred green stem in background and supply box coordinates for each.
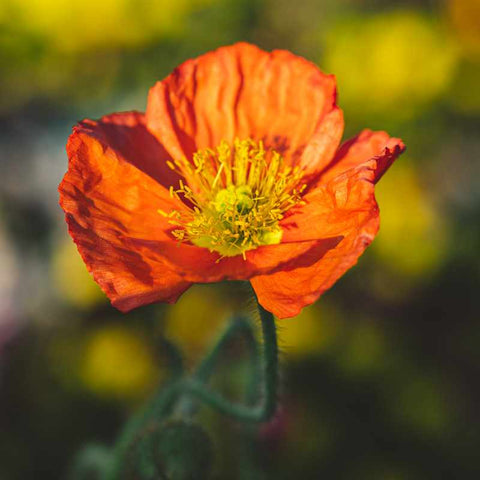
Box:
[69,291,279,480]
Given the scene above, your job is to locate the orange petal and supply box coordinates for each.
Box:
[59,112,193,311]
[319,129,405,184]
[146,42,342,167]
[298,106,344,179]
[280,160,379,243]
[78,111,182,189]
[60,112,332,309]
[251,161,381,318]
[126,236,343,283]
[65,214,191,312]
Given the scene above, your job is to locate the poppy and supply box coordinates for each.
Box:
[59,43,405,319]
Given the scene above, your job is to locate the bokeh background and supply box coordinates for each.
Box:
[0,0,479,478]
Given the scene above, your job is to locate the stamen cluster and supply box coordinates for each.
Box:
[160,139,305,259]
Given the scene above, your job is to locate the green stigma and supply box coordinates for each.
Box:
[213,185,254,214]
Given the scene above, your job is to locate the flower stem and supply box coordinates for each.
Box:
[176,315,259,417]
[255,296,279,421]
[103,291,279,479]
[182,293,278,422]
[195,316,258,383]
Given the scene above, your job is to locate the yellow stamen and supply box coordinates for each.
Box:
[163,139,305,259]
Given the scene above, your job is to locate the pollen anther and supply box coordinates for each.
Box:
[164,138,305,259]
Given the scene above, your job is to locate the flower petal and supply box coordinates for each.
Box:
[319,129,405,184]
[126,236,343,283]
[59,112,193,311]
[77,111,182,189]
[146,42,342,166]
[65,214,192,312]
[280,159,379,243]
[298,106,344,179]
[60,112,335,310]
[251,161,380,318]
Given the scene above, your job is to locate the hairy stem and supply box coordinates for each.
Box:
[182,293,278,422]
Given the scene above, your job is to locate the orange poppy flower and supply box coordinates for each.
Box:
[59,43,405,319]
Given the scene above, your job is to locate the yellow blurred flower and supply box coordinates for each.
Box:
[51,238,105,309]
[6,0,214,52]
[277,302,342,359]
[163,284,232,358]
[372,162,448,278]
[323,11,459,118]
[80,325,160,401]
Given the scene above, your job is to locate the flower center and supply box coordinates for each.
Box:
[160,139,305,259]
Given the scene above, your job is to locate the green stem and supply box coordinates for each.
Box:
[256,298,279,421]
[157,336,184,379]
[195,316,256,383]
[105,291,279,478]
[183,295,278,423]
[177,316,259,417]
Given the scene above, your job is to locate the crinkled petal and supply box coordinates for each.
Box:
[251,160,380,318]
[59,112,335,311]
[78,111,183,189]
[146,42,342,168]
[65,214,191,312]
[297,107,344,179]
[125,237,344,283]
[280,159,379,243]
[59,112,193,311]
[319,129,405,184]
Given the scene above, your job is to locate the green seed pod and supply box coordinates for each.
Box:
[155,420,213,480]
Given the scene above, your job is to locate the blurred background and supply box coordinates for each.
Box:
[0,0,479,478]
